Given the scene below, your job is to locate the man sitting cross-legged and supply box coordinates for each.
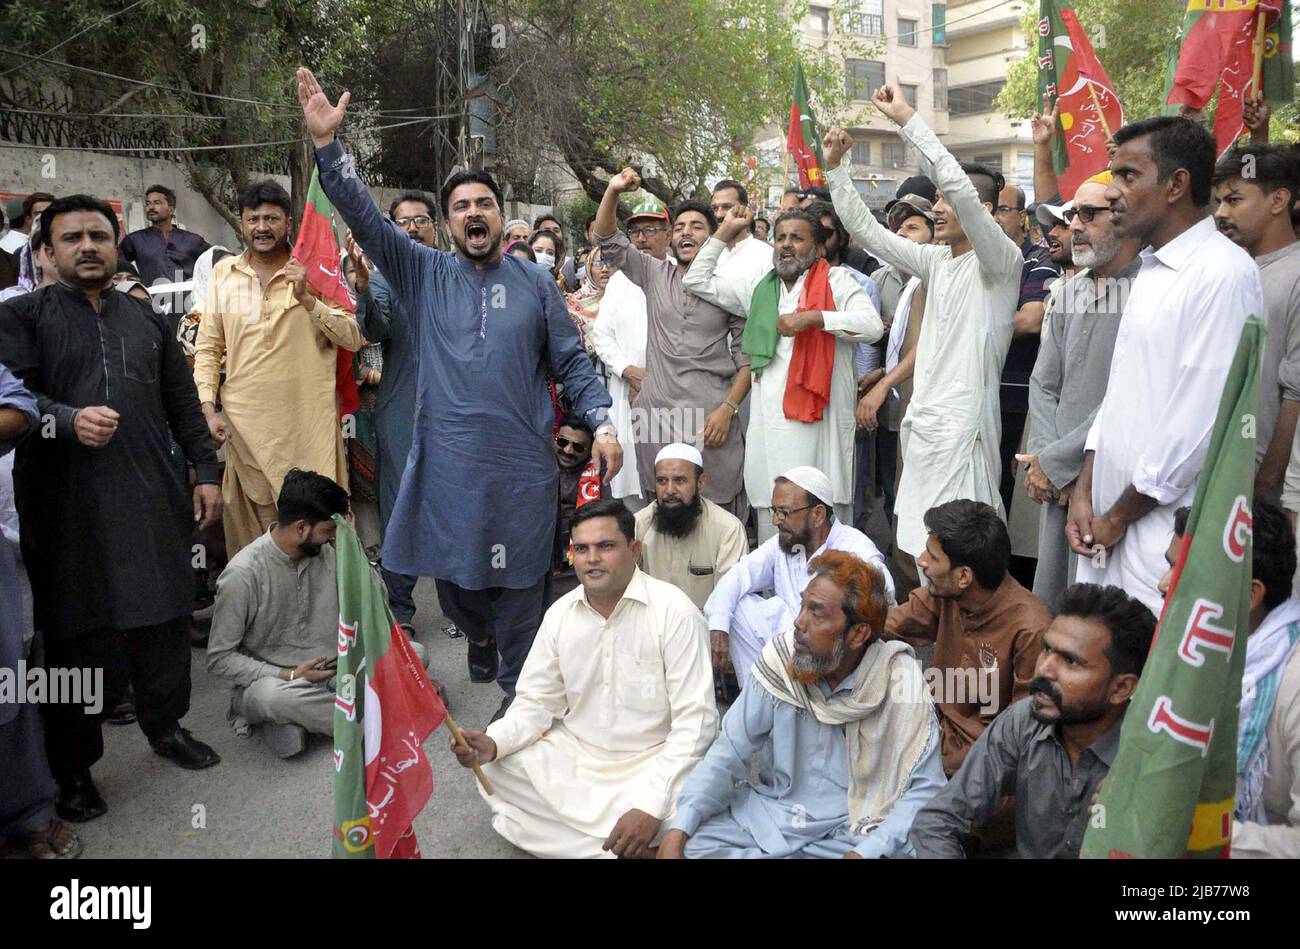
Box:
[206,468,426,758]
[451,497,718,858]
[660,550,944,859]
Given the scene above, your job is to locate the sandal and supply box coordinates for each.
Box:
[14,820,83,859]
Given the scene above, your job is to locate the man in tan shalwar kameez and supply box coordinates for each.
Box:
[193,180,362,557]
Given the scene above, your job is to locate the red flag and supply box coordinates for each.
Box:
[786,62,826,189]
[292,168,360,420]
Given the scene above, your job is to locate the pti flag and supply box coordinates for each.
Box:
[331,515,446,859]
[787,62,826,189]
[1166,1,1293,157]
[1081,318,1263,859]
[1037,0,1124,199]
[292,168,360,420]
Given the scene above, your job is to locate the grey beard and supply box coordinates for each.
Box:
[789,630,848,682]
[774,249,817,281]
[1072,233,1120,269]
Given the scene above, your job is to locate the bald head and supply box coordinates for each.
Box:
[994,184,1027,243]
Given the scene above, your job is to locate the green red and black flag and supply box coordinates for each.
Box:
[786,61,826,189]
[1037,0,1124,199]
[331,515,446,859]
[1081,318,1263,859]
[1166,0,1294,157]
[292,167,361,420]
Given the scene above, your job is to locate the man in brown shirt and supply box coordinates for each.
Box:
[885,499,1048,775]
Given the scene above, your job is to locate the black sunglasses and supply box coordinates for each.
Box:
[554,435,590,452]
[1063,205,1113,225]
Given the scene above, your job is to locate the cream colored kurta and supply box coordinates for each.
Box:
[193,251,362,552]
[683,238,884,509]
[481,568,718,858]
[634,497,749,611]
[827,116,1023,559]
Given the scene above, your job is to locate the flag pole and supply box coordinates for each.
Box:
[1253,7,1267,95]
[444,713,495,795]
[1087,81,1114,141]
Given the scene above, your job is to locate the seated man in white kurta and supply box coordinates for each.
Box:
[703,466,895,689]
[683,206,884,544]
[451,497,718,858]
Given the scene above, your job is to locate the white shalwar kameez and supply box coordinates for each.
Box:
[589,271,648,501]
[1074,216,1262,613]
[827,115,1022,559]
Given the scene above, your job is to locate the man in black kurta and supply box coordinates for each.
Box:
[0,194,225,823]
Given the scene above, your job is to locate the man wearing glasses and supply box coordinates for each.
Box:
[703,466,894,688]
[348,191,438,634]
[1019,173,1141,610]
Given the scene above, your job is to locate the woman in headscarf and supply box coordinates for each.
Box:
[528,229,568,292]
[564,244,613,361]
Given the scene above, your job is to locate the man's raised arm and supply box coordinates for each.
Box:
[296,67,427,307]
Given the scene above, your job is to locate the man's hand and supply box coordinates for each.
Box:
[1031,94,1058,146]
[823,127,854,170]
[1104,136,1118,160]
[1243,91,1272,133]
[449,728,498,767]
[1015,453,1057,503]
[296,67,351,148]
[591,434,623,484]
[856,382,888,432]
[1066,483,1097,557]
[284,258,317,308]
[710,630,731,672]
[623,365,645,403]
[657,829,688,859]
[1087,511,1127,551]
[857,368,885,397]
[204,408,229,446]
[842,850,864,860]
[702,404,734,448]
[193,484,223,528]
[346,232,370,294]
[288,656,334,684]
[608,167,642,195]
[716,205,754,244]
[871,83,916,127]
[602,808,661,859]
[73,406,120,449]
[777,310,822,337]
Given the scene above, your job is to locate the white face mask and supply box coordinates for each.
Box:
[534,251,556,270]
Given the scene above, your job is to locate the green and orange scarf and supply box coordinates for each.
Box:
[741,258,837,422]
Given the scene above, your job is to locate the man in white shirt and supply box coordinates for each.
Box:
[823,84,1023,568]
[709,179,773,284]
[684,206,884,540]
[451,497,717,859]
[1070,116,1264,613]
[704,466,894,687]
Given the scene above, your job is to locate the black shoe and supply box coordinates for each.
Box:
[55,771,107,824]
[107,701,136,726]
[467,637,498,683]
[149,727,221,770]
[488,694,514,725]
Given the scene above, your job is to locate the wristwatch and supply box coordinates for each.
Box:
[595,421,618,442]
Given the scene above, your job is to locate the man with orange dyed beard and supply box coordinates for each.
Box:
[660,549,944,859]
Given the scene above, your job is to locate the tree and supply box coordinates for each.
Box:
[484,0,862,209]
[996,0,1297,142]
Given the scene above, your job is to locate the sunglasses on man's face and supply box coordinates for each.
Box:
[1063,205,1113,225]
[554,435,590,452]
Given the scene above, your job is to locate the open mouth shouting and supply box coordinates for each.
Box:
[465,219,491,251]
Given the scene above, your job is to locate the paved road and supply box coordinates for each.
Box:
[70,580,528,859]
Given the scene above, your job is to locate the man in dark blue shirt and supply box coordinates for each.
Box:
[117,184,210,287]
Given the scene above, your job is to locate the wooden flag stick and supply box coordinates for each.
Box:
[444,712,495,796]
[1087,81,1114,142]
[783,146,792,192]
[1253,8,1267,96]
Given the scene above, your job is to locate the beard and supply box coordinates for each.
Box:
[452,223,502,261]
[774,248,818,281]
[299,540,325,558]
[1027,676,1109,725]
[652,492,704,539]
[787,630,849,685]
[777,522,813,555]
[1071,229,1121,269]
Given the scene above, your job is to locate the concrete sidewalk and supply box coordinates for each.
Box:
[68,580,529,859]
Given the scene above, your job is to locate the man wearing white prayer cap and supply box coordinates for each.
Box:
[635,443,748,618]
[703,465,895,687]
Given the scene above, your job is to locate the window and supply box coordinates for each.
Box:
[882,142,906,168]
[845,0,884,36]
[851,142,872,167]
[933,68,948,110]
[973,153,1004,174]
[1016,152,1035,192]
[809,7,829,35]
[900,83,919,108]
[949,80,1006,116]
[932,3,947,45]
[898,18,918,46]
[846,59,886,100]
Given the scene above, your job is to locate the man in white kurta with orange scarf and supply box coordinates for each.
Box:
[684,206,884,543]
